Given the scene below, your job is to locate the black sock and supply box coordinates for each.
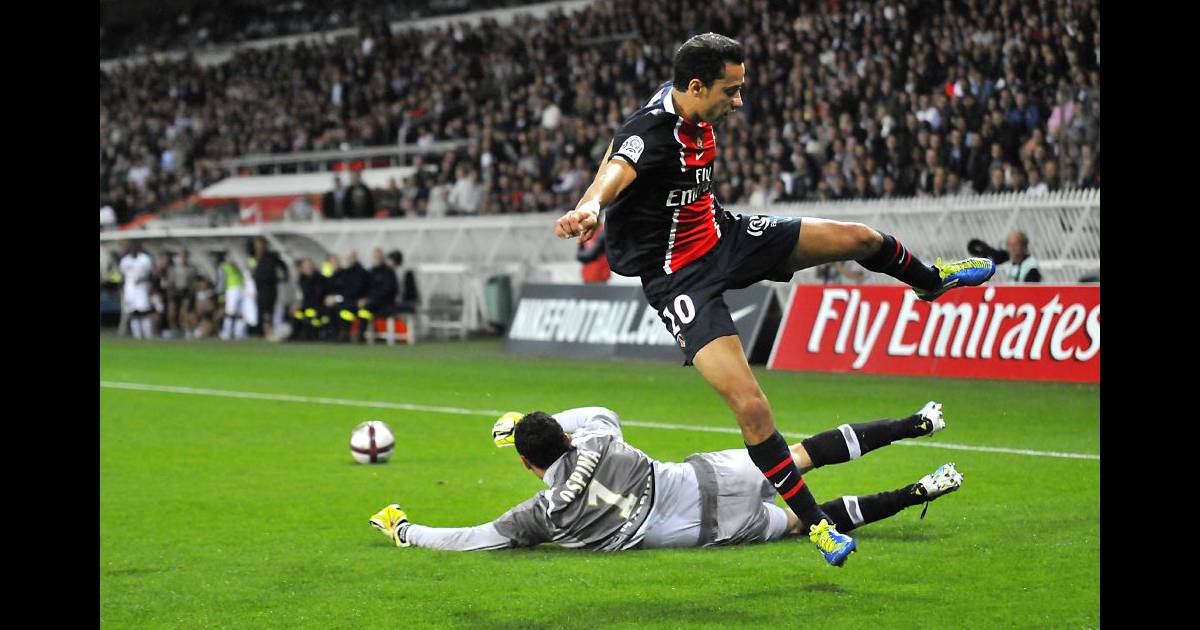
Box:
[801,415,930,468]
[746,431,828,529]
[819,485,924,533]
[857,232,941,292]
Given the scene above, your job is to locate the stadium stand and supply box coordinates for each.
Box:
[100,0,1099,228]
[100,0,541,60]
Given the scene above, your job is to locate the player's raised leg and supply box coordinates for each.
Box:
[783,463,964,535]
[693,335,855,566]
[785,218,994,301]
[789,401,946,473]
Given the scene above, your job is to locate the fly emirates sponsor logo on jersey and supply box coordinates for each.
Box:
[665,166,713,207]
[769,285,1100,382]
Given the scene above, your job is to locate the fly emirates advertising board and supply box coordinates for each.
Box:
[768,285,1099,383]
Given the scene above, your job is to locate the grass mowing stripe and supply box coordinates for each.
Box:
[100,380,1099,461]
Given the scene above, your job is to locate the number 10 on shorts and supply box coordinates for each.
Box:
[662,294,695,335]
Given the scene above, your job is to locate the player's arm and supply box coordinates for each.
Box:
[401,522,517,551]
[392,494,554,551]
[553,407,623,442]
[554,140,637,244]
[492,407,622,447]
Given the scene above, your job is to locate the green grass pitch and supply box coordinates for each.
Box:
[100,336,1099,628]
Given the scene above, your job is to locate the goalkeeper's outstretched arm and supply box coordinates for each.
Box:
[402,492,554,551]
[403,522,515,551]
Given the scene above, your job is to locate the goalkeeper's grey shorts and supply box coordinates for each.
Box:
[686,449,791,546]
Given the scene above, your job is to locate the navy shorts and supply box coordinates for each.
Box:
[641,211,803,365]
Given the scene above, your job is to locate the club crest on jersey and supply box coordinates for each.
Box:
[617,135,645,164]
[746,215,777,237]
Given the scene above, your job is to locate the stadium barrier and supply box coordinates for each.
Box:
[100,190,1099,336]
[768,284,1100,383]
[730,188,1100,285]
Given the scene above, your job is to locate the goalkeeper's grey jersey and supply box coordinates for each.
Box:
[492,409,657,551]
[404,407,704,552]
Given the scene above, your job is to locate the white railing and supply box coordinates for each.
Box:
[218,141,470,173]
[728,188,1100,285]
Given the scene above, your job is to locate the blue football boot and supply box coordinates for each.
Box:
[809,519,857,567]
[914,257,996,301]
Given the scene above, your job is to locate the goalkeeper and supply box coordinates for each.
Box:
[369,405,962,559]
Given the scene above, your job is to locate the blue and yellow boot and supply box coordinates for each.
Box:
[914,257,996,301]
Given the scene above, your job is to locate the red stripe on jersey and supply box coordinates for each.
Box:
[675,121,716,168]
[664,193,719,273]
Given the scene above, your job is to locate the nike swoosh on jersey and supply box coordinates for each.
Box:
[730,305,757,322]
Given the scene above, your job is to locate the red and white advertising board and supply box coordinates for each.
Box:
[768,285,1099,383]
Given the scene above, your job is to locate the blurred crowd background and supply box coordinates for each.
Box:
[100,0,1099,228]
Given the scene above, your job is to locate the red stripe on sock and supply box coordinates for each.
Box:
[887,240,902,267]
[899,247,913,273]
[764,457,794,478]
[781,477,806,500]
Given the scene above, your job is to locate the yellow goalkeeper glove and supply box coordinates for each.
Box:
[492,411,524,448]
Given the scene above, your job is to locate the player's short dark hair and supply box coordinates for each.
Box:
[672,33,744,90]
[514,411,571,469]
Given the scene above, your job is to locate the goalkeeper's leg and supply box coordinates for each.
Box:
[789,402,946,473]
[783,463,964,535]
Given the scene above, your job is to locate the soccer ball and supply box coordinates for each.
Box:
[350,420,395,464]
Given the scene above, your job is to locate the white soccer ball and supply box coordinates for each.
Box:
[350,420,395,464]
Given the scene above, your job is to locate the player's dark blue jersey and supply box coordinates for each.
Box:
[603,81,722,278]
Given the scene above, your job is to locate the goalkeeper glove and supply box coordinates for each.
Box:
[369,504,412,547]
[492,411,524,448]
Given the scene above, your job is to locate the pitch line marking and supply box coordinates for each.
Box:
[99,381,1100,461]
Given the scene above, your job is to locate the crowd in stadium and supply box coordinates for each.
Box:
[100,0,534,59]
[100,0,1100,227]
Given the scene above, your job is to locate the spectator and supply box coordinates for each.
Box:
[576,223,610,284]
[322,175,347,220]
[189,276,219,339]
[215,252,248,340]
[328,250,369,342]
[100,201,118,231]
[379,177,404,217]
[967,231,1042,283]
[388,250,420,315]
[165,249,200,338]
[118,240,154,339]
[426,173,452,218]
[1026,169,1049,196]
[358,248,400,343]
[345,170,376,219]
[290,258,327,341]
[320,253,343,335]
[447,166,483,215]
[986,168,1009,194]
[250,238,288,340]
[1003,231,1042,283]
